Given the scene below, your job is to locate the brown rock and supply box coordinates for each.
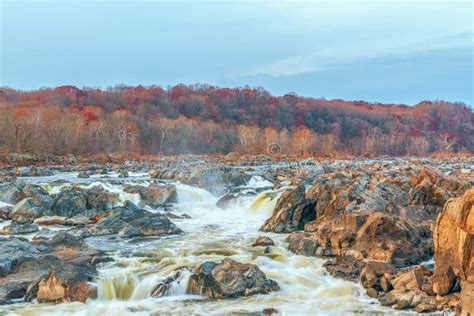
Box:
[432,265,456,295]
[323,256,366,282]
[391,266,431,291]
[380,276,392,293]
[433,188,473,297]
[260,183,316,233]
[251,236,275,247]
[36,270,66,303]
[34,216,67,226]
[366,287,378,298]
[460,280,474,316]
[186,258,280,299]
[360,261,395,290]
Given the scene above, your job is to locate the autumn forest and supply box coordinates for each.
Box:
[0,84,472,157]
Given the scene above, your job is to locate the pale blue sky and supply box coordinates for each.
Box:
[0,0,472,105]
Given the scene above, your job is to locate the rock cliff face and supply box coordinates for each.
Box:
[261,164,473,313]
[260,183,316,233]
[433,188,473,315]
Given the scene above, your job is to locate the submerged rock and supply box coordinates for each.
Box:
[251,236,275,247]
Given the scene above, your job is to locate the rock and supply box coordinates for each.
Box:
[187,258,280,298]
[0,223,39,235]
[414,302,437,313]
[84,186,120,213]
[390,266,431,291]
[77,171,90,178]
[323,256,366,282]
[263,308,278,315]
[432,188,473,300]
[380,289,433,310]
[151,268,188,298]
[0,182,49,205]
[0,182,24,205]
[432,265,456,296]
[287,212,433,267]
[89,202,182,238]
[50,186,120,217]
[286,231,321,257]
[0,205,12,220]
[460,280,474,315]
[360,261,395,291]
[0,236,39,277]
[216,190,256,209]
[149,169,160,179]
[50,187,87,217]
[33,228,58,240]
[0,231,105,303]
[260,184,316,233]
[10,195,54,223]
[34,216,67,226]
[118,170,129,178]
[366,287,378,298]
[123,184,177,208]
[252,236,275,247]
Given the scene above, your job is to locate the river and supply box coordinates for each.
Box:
[0,173,409,315]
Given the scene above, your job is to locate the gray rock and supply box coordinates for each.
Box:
[89,202,182,238]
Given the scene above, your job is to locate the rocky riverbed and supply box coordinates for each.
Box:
[0,156,472,315]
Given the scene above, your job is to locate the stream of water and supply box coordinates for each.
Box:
[0,174,409,315]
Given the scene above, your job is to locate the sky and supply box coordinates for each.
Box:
[0,0,472,105]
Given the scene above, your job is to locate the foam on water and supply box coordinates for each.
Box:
[0,174,410,315]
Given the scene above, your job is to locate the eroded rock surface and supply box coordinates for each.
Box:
[260,183,316,233]
[152,258,280,300]
[0,231,106,304]
[89,202,182,238]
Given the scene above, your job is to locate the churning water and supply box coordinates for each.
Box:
[0,174,406,315]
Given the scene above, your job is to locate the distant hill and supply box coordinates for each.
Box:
[0,84,472,156]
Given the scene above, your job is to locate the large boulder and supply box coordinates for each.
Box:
[10,195,54,223]
[0,231,105,304]
[50,187,88,217]
[287,212,433,267]
[186,258,279,299]
[89,202,182,238]
[123,184,177,208]
[0,182,48,205]
[50,185,120,218]
[432,188,473,314]
[260,184,316,233]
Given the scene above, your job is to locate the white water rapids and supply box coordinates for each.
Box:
[0,174,410,315]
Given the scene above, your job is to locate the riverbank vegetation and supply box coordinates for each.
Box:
[0,85,472,156]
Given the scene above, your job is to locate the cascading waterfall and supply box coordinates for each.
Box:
[0,174,404,315]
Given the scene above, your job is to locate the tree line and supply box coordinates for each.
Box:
[0,84,472,157]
